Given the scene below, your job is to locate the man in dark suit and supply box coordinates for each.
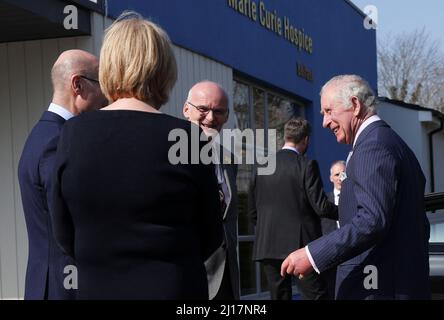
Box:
[281,74,431,299]
[183,81,240,300]
[321,160,345,299]
[321,160,345,235]
[249,118,337,300]
[18,50,107,299]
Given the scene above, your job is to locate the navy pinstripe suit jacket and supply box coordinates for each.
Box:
[308,120,430,299]
[18,111,75,299]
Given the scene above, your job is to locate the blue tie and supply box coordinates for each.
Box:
[346,150,353,166]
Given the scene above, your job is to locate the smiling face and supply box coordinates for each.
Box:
[330,162,346,190]
[183,82,229,136]
[320,85,356,144]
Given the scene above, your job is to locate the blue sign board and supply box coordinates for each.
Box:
[107,0,377,188]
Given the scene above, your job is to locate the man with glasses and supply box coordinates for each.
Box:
[320,160,345,299]
[18,50,107,299]
[183,81,240,300]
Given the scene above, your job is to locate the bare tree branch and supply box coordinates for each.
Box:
[378,28,444,111]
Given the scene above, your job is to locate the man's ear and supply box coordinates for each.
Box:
[351,96,362,116]
[71,75,81,95]
[183,102,190,119]
[222,108,230,124]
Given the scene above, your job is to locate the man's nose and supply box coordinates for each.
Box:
[322,114,331,128]
[206,110,215,121]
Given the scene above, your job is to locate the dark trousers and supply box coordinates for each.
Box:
[322,267,337,300]
[214,256,235,300]
[262,259,328,300]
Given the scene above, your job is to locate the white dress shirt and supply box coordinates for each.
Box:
[334,188,340,228]
[353,114,381,148]
[282,145,300,154]
[48,103,74,121]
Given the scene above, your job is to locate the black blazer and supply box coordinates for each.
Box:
[249,149,337,260]
[18,111,74,299]
[50,110,223,299]
[205,160,240,299]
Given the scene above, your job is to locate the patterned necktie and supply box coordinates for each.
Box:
[346,151,353,166]
[336,192,341,229]
[218,183,227,216]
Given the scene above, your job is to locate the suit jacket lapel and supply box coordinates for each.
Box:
[220,163,232,220]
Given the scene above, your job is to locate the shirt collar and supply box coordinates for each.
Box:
[334,188,340,197]
[353,114,381,148]
[48,103,74,121]
[282,145,300,154]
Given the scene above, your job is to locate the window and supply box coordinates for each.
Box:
[233,78,304,298]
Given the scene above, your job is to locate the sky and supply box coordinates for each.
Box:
[350,0,444,51]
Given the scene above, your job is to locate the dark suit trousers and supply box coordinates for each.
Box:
[262,259,328,300]
[214,254,235,300]
[321,267,337,300]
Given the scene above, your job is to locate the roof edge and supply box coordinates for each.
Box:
[378,97,444,119]
[343,0,367,18]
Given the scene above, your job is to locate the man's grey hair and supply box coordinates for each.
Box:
[320,75,377,114]
[330,160,346,175]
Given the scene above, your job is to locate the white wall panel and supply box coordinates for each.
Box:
[0,43,15,300]
[0,14,110,300]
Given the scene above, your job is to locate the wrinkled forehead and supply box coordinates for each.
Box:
[332,163,346,173]
[191,87,228,108]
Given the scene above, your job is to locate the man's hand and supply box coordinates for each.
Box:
[280,247,314,278]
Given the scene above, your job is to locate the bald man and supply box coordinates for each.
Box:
[183,81,240,300]
[18,50,107,299]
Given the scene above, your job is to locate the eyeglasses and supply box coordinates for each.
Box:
[80,75,100,84]
[187,101,228,117]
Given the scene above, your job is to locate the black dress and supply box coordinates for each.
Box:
[50,110,223,300]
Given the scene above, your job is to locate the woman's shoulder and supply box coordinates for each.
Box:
[63,110,203,138]
[65,109,186,125]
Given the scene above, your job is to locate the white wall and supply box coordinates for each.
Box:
[432,130,444,193]
[378,101,444,242]
[429,129,444,242]
[0,13,233,299]
[377,102,428,181]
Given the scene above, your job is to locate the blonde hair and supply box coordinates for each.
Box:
[99,12,177,108]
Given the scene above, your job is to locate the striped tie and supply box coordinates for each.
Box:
[346,150,353,166]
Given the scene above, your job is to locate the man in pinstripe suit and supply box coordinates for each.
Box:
[281,74,430,299]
